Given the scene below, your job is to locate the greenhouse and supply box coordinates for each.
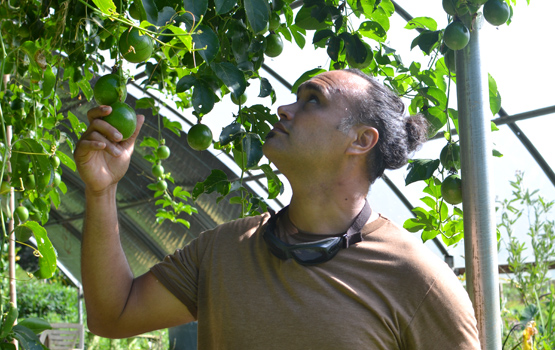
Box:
[1,0,554,349]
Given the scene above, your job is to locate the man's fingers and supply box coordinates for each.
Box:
[80,131,122,157]
[84,118,123,143]
[87,105,112,124]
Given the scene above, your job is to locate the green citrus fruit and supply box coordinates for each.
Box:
[187,124,213,151]
[442,0,457,16]
[50,155,61,169]
[441,174,463,205]
[347,42,373,69]
[152,163,164,178]
[52,172,61,188]
[269,12,281,31]
[157,145,170,159]
[444,49,456,72]
[119,27,154,63]
[24,174,36,189]
[444,21,470,51]
[483,0,510,26]
[231,92,247,105]
[264,33,283,58]
[15,206,29,222]
[156,179,168,191]
[102,102,137,140]
[94,74,128,106]
[440,143,461,171]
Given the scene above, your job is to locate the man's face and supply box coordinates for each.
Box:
[263,70,370,176]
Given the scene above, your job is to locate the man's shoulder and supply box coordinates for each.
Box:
[199,211,271,241]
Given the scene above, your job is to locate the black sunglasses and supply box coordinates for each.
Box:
[263,201,371,266]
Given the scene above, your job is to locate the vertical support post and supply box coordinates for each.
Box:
[456,18,501,349]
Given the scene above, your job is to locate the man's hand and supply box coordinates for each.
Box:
[74,106,145,194]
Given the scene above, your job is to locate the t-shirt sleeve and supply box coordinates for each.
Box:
[150,238,201,318]
[401,267,481,350]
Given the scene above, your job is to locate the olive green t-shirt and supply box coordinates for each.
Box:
[150,212,480,349]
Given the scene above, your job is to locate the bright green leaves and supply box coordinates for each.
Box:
[405,17,438,31]
[11,139,55,194]
[244,0,270,33]
[359,21,387,42]
[291,68,326,93]
[90,0,117,15]
[489,73,502,115]
[403,178,464,245]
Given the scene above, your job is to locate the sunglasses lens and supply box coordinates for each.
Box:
[291,249,328,264]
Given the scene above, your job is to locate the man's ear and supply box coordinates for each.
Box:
[346,126,379,156]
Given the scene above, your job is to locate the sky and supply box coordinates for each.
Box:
[123,0,555,270]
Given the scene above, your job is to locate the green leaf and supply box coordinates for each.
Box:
[290,25,306,49]
[22,221,56,279]
[313,29,334,45]
[12,325,44,350]
[55,150,76,172]
[371,7,390,31]
[420,196,436,210]
[90,0,117,14]
[192,82,215,115]
[403,217,427,233]
[192,169,231,200]
[411,30,440,55]
[423,107,447,136]
[184,0,207,20]
[493,149,503,157]
[163,116,182,136]
[295,5,329,30]
[77,79,93,101]
[448,108,459,134]
[420,87,447,110]
[211,62,247,98]
[405,159,440,185]
[140,136,159,148]
[135,97,156,110]
[167,25,192,50]
[234,133,264,170]
[16,318,51,334]
[423,177,442,199]
[176,218,191,228]
[488,73,502,115]
[176,75,197,93]
[358,21,387,42]
[405,17,437,31]
[219,122,245,146]
[260,164,283,199]
[259,77,273,98]
[291,68,326,93]
[42,66,56,100]
[192,25,220,63]
[67,111,87,138]
[140,0,158,24]
[215,0,237,14]
[422,229,440,242]
[244,0,270,33]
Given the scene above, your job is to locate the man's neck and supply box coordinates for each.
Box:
[287,185,369,235]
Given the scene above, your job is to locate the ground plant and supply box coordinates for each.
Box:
[498,173,555,349]
[0,0,526,348]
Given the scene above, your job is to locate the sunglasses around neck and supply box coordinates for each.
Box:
[263,201,371,266]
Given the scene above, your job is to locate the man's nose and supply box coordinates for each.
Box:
[277,103,294,120]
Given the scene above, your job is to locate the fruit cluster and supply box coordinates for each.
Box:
[93,74,137,141]
[442,0,510,65]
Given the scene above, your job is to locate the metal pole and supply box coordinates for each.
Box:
[456,18,501,349]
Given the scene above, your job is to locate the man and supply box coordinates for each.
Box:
[75,69,480,349]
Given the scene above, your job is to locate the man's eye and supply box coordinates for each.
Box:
[307,95,319,103]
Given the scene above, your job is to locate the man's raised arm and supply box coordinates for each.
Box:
[75,106,194,338]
